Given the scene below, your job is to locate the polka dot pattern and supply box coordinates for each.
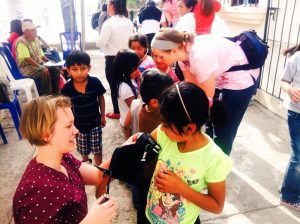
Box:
[13,153,87,223]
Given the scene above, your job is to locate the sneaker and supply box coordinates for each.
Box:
[280,199,300,211]
[82,158,92,164]
[106,112,120,119]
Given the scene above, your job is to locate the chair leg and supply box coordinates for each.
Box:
[0,123,8,144]
[8,104,22,140]
[32,83,39,98]
[24,87,33,102]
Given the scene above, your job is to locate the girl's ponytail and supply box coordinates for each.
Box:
[182,32,194,44]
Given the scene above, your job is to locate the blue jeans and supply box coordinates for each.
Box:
[206,79,258,155]
[281,110,300,203]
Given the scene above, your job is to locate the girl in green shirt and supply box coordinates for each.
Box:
[146,82,232,224]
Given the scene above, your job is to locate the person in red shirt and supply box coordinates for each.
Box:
[7,19,23,59]
[13,95,117,224]
[193,0,221,35]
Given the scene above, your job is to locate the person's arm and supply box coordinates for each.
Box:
[281,80,300,103]
[96,19,112,48]
[99,95,106,127]
[123,110,132,139]
[183,70,215,98]
[38,36,50,48]
[155,171,226,214]
[125,96,135,108]
[41,55,49,62]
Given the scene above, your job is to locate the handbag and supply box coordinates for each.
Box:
[109,133,160,185]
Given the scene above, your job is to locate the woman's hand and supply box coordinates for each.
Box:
[81,195,118,224]
[154,168,184,194]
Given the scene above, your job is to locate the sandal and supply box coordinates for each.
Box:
[106,112,120,119]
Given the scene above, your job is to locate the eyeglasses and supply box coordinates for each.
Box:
[94,165,112,195]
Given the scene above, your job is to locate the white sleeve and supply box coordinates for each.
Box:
[96,19,111,48]
[119,83,134,100]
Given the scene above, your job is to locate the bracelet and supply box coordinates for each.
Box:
[37,64,42,71]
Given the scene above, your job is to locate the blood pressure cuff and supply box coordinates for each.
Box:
[109,133,160,185]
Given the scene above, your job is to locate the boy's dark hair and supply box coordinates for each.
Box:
[66,51,91,67]
[128,33,149,49]
[113,49,140,98]
[140,69,174,104]
[159,82,227,134]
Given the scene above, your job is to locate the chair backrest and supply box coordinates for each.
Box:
[59,32,82,60]
[0,54,16,82]
[2,42,12,51]
[0,46,24,80]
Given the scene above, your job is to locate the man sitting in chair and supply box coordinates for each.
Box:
[15,20,60,95]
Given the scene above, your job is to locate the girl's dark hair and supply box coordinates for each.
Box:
[199,0,214,17]
[10,19,23,36]
[283,44,300,56]
[128,33,149,49]
[140,69,174,104]
[109,0,128,17]
[183,0,198,11]
[159,82,227,134]
[66,51,90,67]
[113,49,140,98]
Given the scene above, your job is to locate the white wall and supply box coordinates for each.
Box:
[0,0,100,45]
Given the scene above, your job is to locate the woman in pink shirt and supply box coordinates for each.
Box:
[193,0,221,35]
[162,0,180,27]
[150,28,260,155]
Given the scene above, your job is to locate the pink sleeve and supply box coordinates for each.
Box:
[163,1,173,13]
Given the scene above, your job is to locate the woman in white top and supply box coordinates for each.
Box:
[175,0,197,32]
[96,0,133,120]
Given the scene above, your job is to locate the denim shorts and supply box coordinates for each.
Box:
[76,126,102,156]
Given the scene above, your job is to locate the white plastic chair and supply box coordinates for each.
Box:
[0,55,39,102]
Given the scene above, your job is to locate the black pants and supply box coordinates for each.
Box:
[31,66,60,96]
[105,56,119,114]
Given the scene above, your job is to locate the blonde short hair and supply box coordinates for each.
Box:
[20,95,72,146]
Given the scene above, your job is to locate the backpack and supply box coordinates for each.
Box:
[226,30,269,72]
[91,11,101,30]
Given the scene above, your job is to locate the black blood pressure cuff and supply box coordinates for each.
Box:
[109,133,160,185]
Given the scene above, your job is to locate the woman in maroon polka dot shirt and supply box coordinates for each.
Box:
[13,96,117,224]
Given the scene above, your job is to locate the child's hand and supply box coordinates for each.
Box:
[101,115,106,128]
[154,169,183,194]
[287,86,300,102]
[122,133,141,146]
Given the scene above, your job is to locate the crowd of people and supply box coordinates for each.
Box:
[3,0,299,223]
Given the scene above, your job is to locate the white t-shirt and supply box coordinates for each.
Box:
[96,15,133,56]
[175,12,196,33]
[118,81,138,125]
[281,51,300,113]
